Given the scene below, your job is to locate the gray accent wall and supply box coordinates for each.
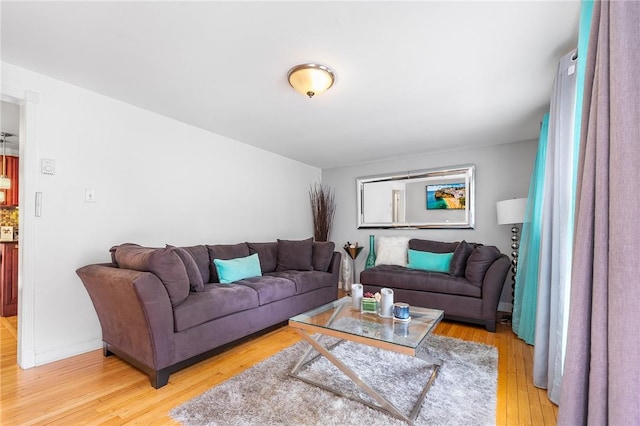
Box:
[323,139,538,310]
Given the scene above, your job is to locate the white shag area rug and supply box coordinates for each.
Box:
[170,334,497,426]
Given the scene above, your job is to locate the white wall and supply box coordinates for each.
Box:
[322,140,538,309]
[2,62,321,364]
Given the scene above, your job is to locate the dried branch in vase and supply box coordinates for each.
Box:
[309,183,336,242]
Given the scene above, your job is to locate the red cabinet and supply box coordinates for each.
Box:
[0,242,18,317]
[1,156,19,207]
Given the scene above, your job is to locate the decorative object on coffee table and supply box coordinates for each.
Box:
[360,295,378,313]
[379,288,394,318]
[365,234,376,269]
[309,182,336,242]
[351,284,363,310]
[496,198,527,319]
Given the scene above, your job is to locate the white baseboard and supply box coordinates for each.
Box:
[498,302,513,313]
[34,338,103,366]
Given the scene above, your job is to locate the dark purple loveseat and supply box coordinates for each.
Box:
[76,239,340,388]
[360,238,509,332]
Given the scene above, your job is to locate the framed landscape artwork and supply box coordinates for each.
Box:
[426,183,466,210]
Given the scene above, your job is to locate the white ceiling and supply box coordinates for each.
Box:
[0,1,580,169]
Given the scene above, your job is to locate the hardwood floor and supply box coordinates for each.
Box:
[0,312,557,425]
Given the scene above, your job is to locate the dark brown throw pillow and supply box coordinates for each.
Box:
[247,242,278,273]
[464,245,501,287]
[409,239,458,253]
[312,241,335,272]
[171,247,205,292]
[115,245,190,307]
[276,238,313,271]
[449,240,475,277]
[206,243,250,283]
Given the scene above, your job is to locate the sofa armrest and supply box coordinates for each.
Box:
[76,264,175,370]
[328,251,342,278]
[480,254,510,319]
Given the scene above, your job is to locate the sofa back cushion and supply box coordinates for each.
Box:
[247,242,278,273]
[207,243,250,283]
[172,247,205,292]
[114,245,190,307]
[409,239,458,253]
[276,238,313,271]
[449,240,476,277]
[312,241,335,272]
[110,243,141,266]
[465,245,501,287]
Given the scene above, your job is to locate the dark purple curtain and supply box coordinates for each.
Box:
[558,1,640,424]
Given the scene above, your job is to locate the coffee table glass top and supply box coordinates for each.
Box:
[289,296,443,350]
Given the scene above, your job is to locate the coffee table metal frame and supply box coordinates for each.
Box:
[288,297,444,424]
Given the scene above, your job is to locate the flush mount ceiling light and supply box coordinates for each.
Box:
[287,63,335,98]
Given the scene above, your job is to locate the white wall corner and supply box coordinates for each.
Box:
[34,338,103,367]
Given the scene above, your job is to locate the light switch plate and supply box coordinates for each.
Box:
[41,159,55,175]
[85,189,96,203]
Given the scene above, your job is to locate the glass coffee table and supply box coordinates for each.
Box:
[288,296,444,424]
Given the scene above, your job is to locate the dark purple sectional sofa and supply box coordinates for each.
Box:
[76,238,340,388]
[360,238,509,332]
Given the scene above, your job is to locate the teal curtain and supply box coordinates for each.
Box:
[511,113,548,344]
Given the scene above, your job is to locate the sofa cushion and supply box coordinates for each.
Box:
[360,264,481,298]
[214,254,262,284]
[276,238,313,271]
[407,249,453,273]
[172,283,260,332]
[312,241,335,272]
[115,245,190,307]
[235,275,297,305]
[171,247,205,292]
[110,243,141,266]
[168,244,211,284]
[409,239,458,253]
[375,236,410,266]
[207,243,250,283]
[465,246,501,287]
[267,270,335,295]
[247,242,278,273]
[449,240,475,277]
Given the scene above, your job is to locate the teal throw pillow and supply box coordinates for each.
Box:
[213,253,262,284]
[407,249,454,273]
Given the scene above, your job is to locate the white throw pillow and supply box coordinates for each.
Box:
[374,236,410,266]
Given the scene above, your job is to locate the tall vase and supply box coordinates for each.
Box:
[365,235,376,269]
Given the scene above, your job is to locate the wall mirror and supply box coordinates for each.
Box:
[357,164,475,229]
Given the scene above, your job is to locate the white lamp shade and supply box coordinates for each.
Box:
[288,64,335,98]
[496,198,527,225]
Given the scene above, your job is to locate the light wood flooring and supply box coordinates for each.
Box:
[0,310,557,425]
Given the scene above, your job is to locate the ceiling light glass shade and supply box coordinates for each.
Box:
[288,64,335,98]
[0,176,10,190]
